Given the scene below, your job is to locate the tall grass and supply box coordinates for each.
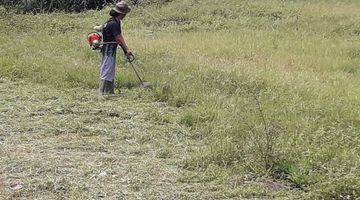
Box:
[1,0,360,198]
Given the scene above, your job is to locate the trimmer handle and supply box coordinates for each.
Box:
[127,54,135,63]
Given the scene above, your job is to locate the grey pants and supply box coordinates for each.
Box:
[99,44,117,95]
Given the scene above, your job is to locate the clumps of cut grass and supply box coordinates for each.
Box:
[148,109,173,125]
[155,143,173,159]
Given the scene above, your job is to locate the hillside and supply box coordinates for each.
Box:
[1,0,360,199]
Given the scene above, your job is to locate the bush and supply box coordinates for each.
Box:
[0,0,169,13]
[0,0,115,13]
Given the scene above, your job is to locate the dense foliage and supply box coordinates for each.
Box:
[0,0,168,13]
[0,0,115,12]
[0,0,169,13]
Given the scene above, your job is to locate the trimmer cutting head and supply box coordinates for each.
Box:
[127,56,152,89]
[140,81,152,89]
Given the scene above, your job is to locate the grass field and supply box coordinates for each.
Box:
[1,0,360,199]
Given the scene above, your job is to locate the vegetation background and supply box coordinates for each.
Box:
[0,0,359,199]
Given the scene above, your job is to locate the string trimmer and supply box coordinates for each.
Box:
[87,32,151,89]
[127,55,152,89]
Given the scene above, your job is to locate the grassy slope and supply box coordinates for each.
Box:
[1,0,360,199]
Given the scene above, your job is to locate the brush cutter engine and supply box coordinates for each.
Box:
[87,32,102,50]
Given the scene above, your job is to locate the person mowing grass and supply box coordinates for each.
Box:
[98,1,133,94]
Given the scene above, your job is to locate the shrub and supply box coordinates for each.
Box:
[0,0,169,13]
[0,0,114,13]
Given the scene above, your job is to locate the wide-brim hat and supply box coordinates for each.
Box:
[112,1,131,14]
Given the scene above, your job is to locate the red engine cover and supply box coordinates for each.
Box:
[87,32,102,46]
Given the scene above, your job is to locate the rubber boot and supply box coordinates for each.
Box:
[98,79,106,95]
[108,81,115,94]
[104,80,115,94]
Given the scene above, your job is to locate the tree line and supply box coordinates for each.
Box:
[0,0,165,13]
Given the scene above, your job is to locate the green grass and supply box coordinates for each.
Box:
[1,0,360,199]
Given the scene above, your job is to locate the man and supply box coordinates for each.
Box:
[99,1,133,94]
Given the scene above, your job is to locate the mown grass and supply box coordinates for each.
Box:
[1,0,360,198]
